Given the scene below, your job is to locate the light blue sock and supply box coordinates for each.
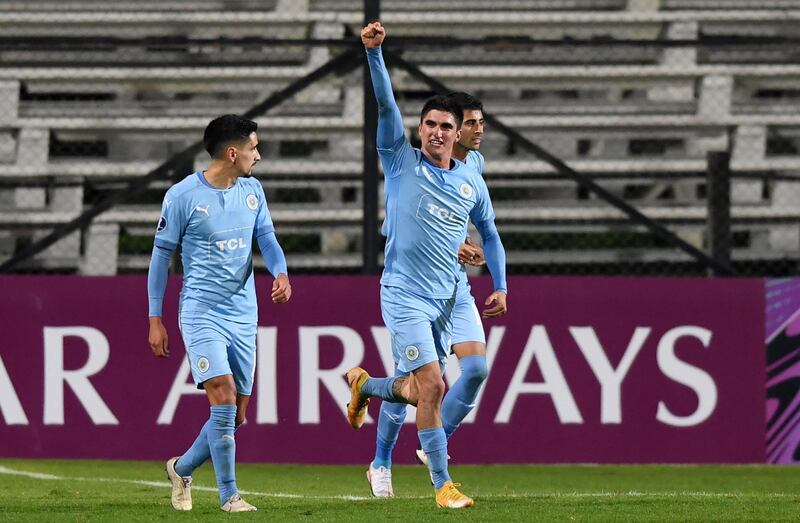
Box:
[418,427,450,489]
[374,401,407,469]
[208,405,237,505]
[175,415,244,477]
[361,376,397,401]
[441,355,488,439]
[175,419,211,477]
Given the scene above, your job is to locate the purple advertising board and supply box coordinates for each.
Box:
[0,275,765,463]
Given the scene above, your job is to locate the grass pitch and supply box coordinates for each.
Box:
[1,459,800,521]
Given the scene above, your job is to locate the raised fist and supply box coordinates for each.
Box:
[361,22,386,48]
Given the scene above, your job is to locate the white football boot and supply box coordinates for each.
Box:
[367,462,394,498]
[220,493,257,512]
[165,457,192,511]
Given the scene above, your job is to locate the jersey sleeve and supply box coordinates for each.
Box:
[153,189,187,249]
[470,176,508,293]
[253,181,276,239]
[469,175,496,226]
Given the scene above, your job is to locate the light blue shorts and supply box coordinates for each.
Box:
[380,285,455,374]
[451,282,486,347]
[179,313,257,395]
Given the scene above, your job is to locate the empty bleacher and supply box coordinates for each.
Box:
[1,0,799,274]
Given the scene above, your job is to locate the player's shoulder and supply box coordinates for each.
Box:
[165,172,204,202]
[455,157,482,180]
[465,150,485,175]
[239,176,264,192]
[466,150,485,165]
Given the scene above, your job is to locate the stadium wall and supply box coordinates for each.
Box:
[0,275,772,464]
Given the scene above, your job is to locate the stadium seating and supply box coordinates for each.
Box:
[0,0,798,274]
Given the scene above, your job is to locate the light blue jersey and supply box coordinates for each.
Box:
[379,142,495,299]
[154,171,275,323]
[367,48,498,299]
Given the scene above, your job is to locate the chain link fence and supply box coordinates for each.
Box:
[1,0,799,277]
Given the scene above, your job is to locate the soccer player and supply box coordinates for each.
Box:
[346,22,507,509]
[367,92,506,498]
[147,114,291,512]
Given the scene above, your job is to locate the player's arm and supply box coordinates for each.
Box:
[362,22,405,151]
[470,177,508,318]
[472,218,508,318]
[256,231,291,304]
[254,183,291,304]
[147,242,174,358]
[147,192,185,357]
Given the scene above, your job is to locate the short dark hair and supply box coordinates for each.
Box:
[203,114,258,158]
[447,92,484,113]
[419,95,463,129]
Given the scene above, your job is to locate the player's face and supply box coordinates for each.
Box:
[233,132,261,176]
[458,109,484,151]
[418,109,461,164]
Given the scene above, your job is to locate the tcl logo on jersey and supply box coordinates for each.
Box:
[425,202,461,224]
[215,238,248,252]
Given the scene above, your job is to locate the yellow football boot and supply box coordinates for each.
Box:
[346,367,371,429]
[435,481,474,509]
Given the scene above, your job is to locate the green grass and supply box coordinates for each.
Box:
[2,459,800,521]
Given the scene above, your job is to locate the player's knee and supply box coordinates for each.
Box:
[420,376,445,402]
[204,380,237,404]
[462,355,488,386]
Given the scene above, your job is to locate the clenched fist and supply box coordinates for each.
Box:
[361,22,386,48]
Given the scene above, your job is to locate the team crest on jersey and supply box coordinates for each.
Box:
[246,193,258,210]
[197,356,210,374]
[459,183,474,199]
[156,216,167,232]
[404,345,420,361]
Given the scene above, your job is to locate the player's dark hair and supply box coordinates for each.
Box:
[420,95,463,129]
[447,91,483,113]
[203,114,258,158]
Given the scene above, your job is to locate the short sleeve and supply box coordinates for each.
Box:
[469,175,496,226]
[377,137,416,180]
[154,189,186,249]
[253,182,275,238]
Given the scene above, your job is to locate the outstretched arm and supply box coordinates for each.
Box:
[362,22,404,150]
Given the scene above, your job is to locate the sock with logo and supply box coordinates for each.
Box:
[418,427,451,489]
[441,355,488,439]
[207,404,238,504]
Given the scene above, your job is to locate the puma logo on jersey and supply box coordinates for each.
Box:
[425,202,461,224]
[215,238,248,252]
[195,205,210,216]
